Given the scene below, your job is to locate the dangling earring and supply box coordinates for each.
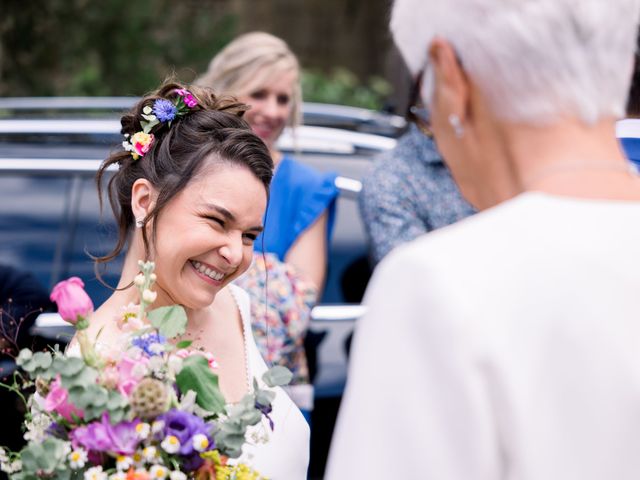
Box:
[135,218,144,228]
[448,114,465,138]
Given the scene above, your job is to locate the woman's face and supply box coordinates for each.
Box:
[239,70,297,151]
[150,163,267,310]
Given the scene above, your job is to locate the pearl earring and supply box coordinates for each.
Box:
[448,114,465,138]
[135,219,144,228]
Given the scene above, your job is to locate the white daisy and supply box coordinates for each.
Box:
[160,435,181,454]
[149,465,169,479]
[68,449,88,470]
[142,446,159,463]
[135,422,151,440]
[191,433,209,452]
[116,455,133,471]
[84,466,107,480]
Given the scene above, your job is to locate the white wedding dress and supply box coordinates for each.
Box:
[228,284,310,479]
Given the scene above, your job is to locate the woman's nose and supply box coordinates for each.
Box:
[219,234,243,268]
[263,95,280,118]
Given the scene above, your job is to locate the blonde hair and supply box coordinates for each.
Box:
[196,32,302,128]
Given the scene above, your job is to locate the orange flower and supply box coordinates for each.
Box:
[126,468,150,480]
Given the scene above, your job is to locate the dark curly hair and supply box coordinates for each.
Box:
[94,81,273,273]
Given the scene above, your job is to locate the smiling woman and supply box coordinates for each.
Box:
[197,33,340,421]
[85,81,310,479]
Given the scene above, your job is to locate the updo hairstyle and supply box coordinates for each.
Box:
[95,81,274,269]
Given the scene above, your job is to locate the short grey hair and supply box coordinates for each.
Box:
[391,0,640,124]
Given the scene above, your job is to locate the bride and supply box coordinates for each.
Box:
[83,82,309,479]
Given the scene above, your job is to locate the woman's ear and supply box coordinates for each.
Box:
[428,37,471,121]
[131,179,157,222]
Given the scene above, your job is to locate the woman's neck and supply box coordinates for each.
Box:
[475,117,640,207]
[270,148,283,167]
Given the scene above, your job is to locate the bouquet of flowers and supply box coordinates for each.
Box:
[0,261,291,480]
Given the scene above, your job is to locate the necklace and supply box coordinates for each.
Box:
[522,160,639,190]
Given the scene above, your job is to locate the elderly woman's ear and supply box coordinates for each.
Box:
[428,37,470,120]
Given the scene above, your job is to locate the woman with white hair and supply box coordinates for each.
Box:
[326,1,640,479]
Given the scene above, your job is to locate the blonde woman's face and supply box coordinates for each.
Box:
[239,70,296,152]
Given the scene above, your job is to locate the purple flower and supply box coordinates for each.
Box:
[158,409,213,456]
[71,413,140,455]
[153,99,177,122]
[131,332,166,356]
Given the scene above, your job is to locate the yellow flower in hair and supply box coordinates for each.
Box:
[130,131,155,159]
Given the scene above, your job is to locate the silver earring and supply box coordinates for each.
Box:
[448,114,465,138]
[135,219,144,228]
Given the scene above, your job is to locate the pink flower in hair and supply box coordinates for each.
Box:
[175,89,198,108]
[131,131,154,158]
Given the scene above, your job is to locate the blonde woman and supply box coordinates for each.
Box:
[197,32,338,420]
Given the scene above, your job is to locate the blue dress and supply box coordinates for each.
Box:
[255,155,338,260]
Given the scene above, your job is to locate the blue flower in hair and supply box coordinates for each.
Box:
[153,98,177,123]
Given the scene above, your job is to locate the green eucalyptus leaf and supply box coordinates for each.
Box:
[16,349,33,365]
[54,356,85,377]
[19,437,67,475]
[141,118,159,134]
[255,389,276,407]
[60,366,98,389]
[33,351,53,370]
[106,390,127,410]
[262,365,293,388]
[176,355,225,414]
[148,305,187,338]
[214,430,245,459]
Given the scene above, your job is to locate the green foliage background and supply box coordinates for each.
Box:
[1,0,390,109]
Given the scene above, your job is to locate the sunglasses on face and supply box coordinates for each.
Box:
[406,67,433,138]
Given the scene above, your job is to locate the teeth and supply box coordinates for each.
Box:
[191,261,225,281]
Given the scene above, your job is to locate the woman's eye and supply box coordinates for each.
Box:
[250,90,267,100]
[277,94,290,105]
[207,216,224,227]
[243,233,257,242]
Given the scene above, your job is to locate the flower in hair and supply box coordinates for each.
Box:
[175,89,198,108]
[122,89,198,160]
[153,99,177,123]
[123,131,155,160]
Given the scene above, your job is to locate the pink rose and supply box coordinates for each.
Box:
[50,277,94,326]
[44,377,84,422]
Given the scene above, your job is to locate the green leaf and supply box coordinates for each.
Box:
[148,305,188,339]
[176,355,225,414]
[176,340,193,349]
[60,366,98,389]
[255,389,275,407]
[214,430,245,459]
[53,356,85,377]
[262,365,293,388]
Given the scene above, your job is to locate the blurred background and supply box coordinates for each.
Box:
[1,0,411,113]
